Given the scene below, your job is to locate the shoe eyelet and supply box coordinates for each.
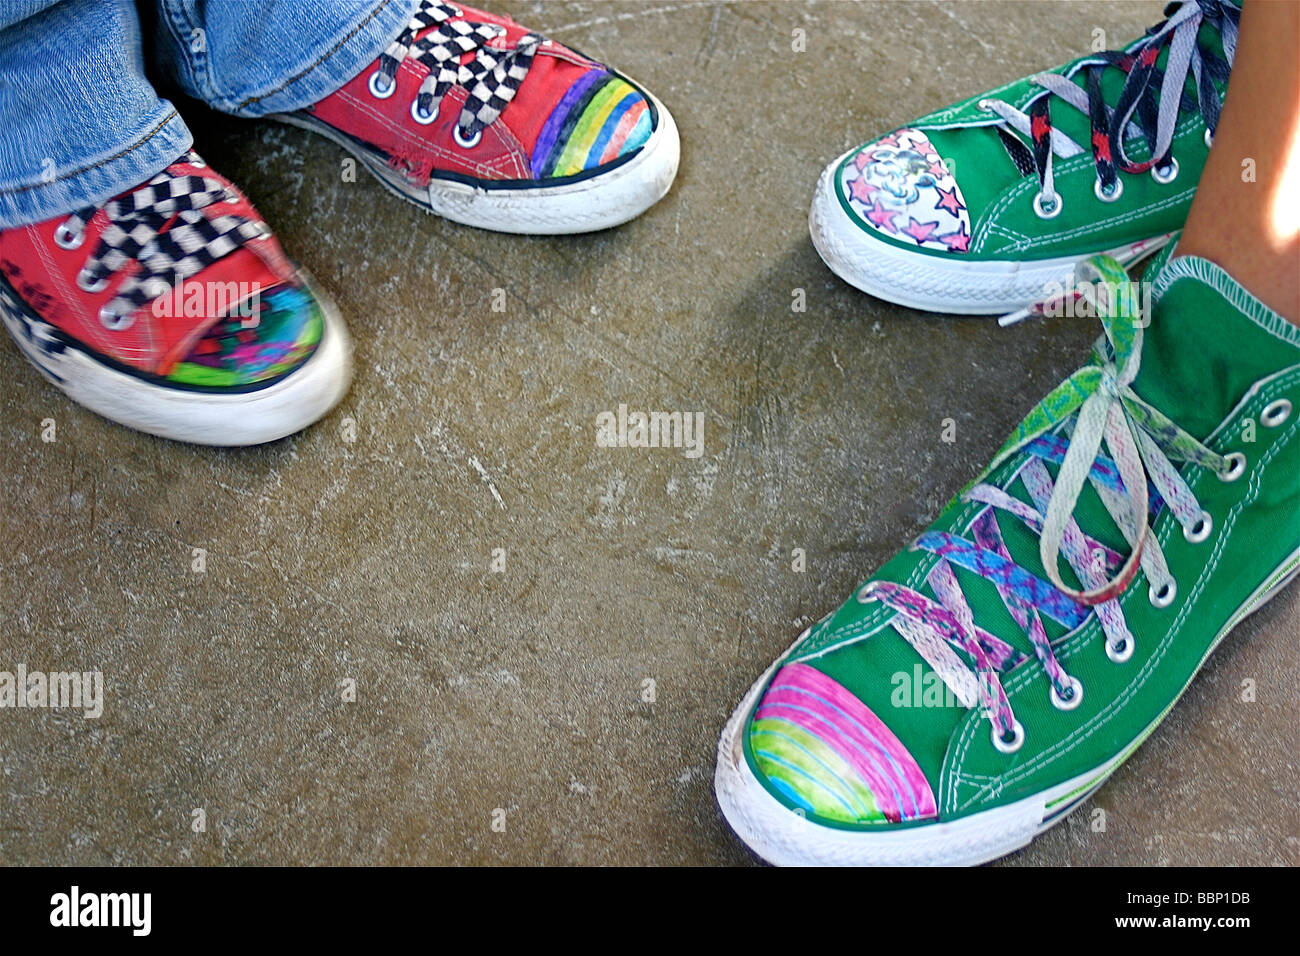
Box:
[977,98,993,111]
[54,222,85,250]
[1203,128,1214,149]
[76,269,108,293]
[368,69,396,99]
[410,98,439,125]
[1151,157,1179,184]
[991,720,1025,754]
[1093,177,1123,203]
[1183,510,1213,544]
[224,189,241,205]
[453,125,482,149]
[1049,675,1084,712]
[99,304,132,330]
[856,581,882,604]
[1106,636,1135,664]
[1262,399,1292,427]
[189,155,207,168]
[1032,190,1062,219]
[1218,451,1247,482]
[1149,579,1177,609]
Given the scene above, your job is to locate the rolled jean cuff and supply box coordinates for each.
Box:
[176,0,416,118]
[0,107,192,229]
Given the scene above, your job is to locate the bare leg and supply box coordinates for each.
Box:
[1178,0,1300,322]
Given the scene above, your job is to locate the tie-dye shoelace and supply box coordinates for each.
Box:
[859,255,1236,750]
[370,0,543,144]
[979,0,1238,216]
[53,151,267,332]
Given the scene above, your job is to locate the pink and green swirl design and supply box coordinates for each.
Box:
[749,663,937,824]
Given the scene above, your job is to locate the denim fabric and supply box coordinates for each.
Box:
[0,0,416,227]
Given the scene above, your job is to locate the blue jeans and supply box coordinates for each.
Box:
[0,0,418,227]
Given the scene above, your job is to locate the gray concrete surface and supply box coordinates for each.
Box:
[1,1,1296,866]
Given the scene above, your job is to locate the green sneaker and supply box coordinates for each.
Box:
[715,252,1300,865]
[810,0,1238,314]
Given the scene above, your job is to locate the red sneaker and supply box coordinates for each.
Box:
[273,1,680,233]
[0,152,351,445]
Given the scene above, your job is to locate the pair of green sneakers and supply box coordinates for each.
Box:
[716,0,1299,865]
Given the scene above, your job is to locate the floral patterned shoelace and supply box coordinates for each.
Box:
[859,255,1234,747]
[979,0,1239,213]
[371,0,543,140]
[54,151,266,331]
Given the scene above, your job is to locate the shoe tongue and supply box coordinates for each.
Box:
[1132,254,1300,439]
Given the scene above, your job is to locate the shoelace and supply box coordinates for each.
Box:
[859,255,1236,749]
[370,0,542,146]
[54,151,266,331]
[979,0,1238,217]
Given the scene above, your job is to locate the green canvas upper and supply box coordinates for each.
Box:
[741,253,1300,827]
[833,3,1237,263]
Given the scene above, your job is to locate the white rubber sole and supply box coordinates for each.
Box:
[1,275,353,446]
[270,89,680,235]
[715,549,1300,866]
[808,150,1166,315]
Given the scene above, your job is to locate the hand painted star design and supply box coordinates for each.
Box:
[863,199,900,233]
[876,131,904,148]
[939,224,971,252]
[902,217,940,245]
[934,185,965,216]
[848,176,879,204]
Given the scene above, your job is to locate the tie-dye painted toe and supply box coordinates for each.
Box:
[165,282,323,389]
[748,663,937,825]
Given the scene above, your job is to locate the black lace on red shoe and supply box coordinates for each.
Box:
[52,151,267,331]
[369,0,543,146]
[981,0,1238,217]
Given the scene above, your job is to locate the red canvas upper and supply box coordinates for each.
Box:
[0,156,297,376]
[307,3,654,184]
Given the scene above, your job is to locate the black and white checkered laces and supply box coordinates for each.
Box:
[53,151,267,331]
[370,0,543,144]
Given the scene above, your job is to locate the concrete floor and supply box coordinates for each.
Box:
[2,1,1296,866]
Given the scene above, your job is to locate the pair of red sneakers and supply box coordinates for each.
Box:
[0,1,679,444]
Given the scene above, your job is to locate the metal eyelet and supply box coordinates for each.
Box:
[1049,676,1085,712]
[223,189,241,205]
[1203,128,1214,149]
[1149,579,1177,609]
[1093,177,1123,203]
[1106,635,1135,664]
[189,155,207,168]
[856,581,881,604]
[1262,399,1292,427]
[1183,510,1212,544]
[1151,157,1179,184]
[991,720,1025,754]
[54,222,85,250]
[1218,451,1247,482]
[410,98,439,125]
[76,269,108,293]
[99,304,133,330]
[1033,190,1062,219]
[977,98,993,111]
[453,125,482,149]
[368,70,396,100]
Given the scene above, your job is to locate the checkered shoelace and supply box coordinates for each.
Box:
[860,256,1232,744]
[374,0,543,138]
[981,0,1238,210]
[59,151,266,331]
